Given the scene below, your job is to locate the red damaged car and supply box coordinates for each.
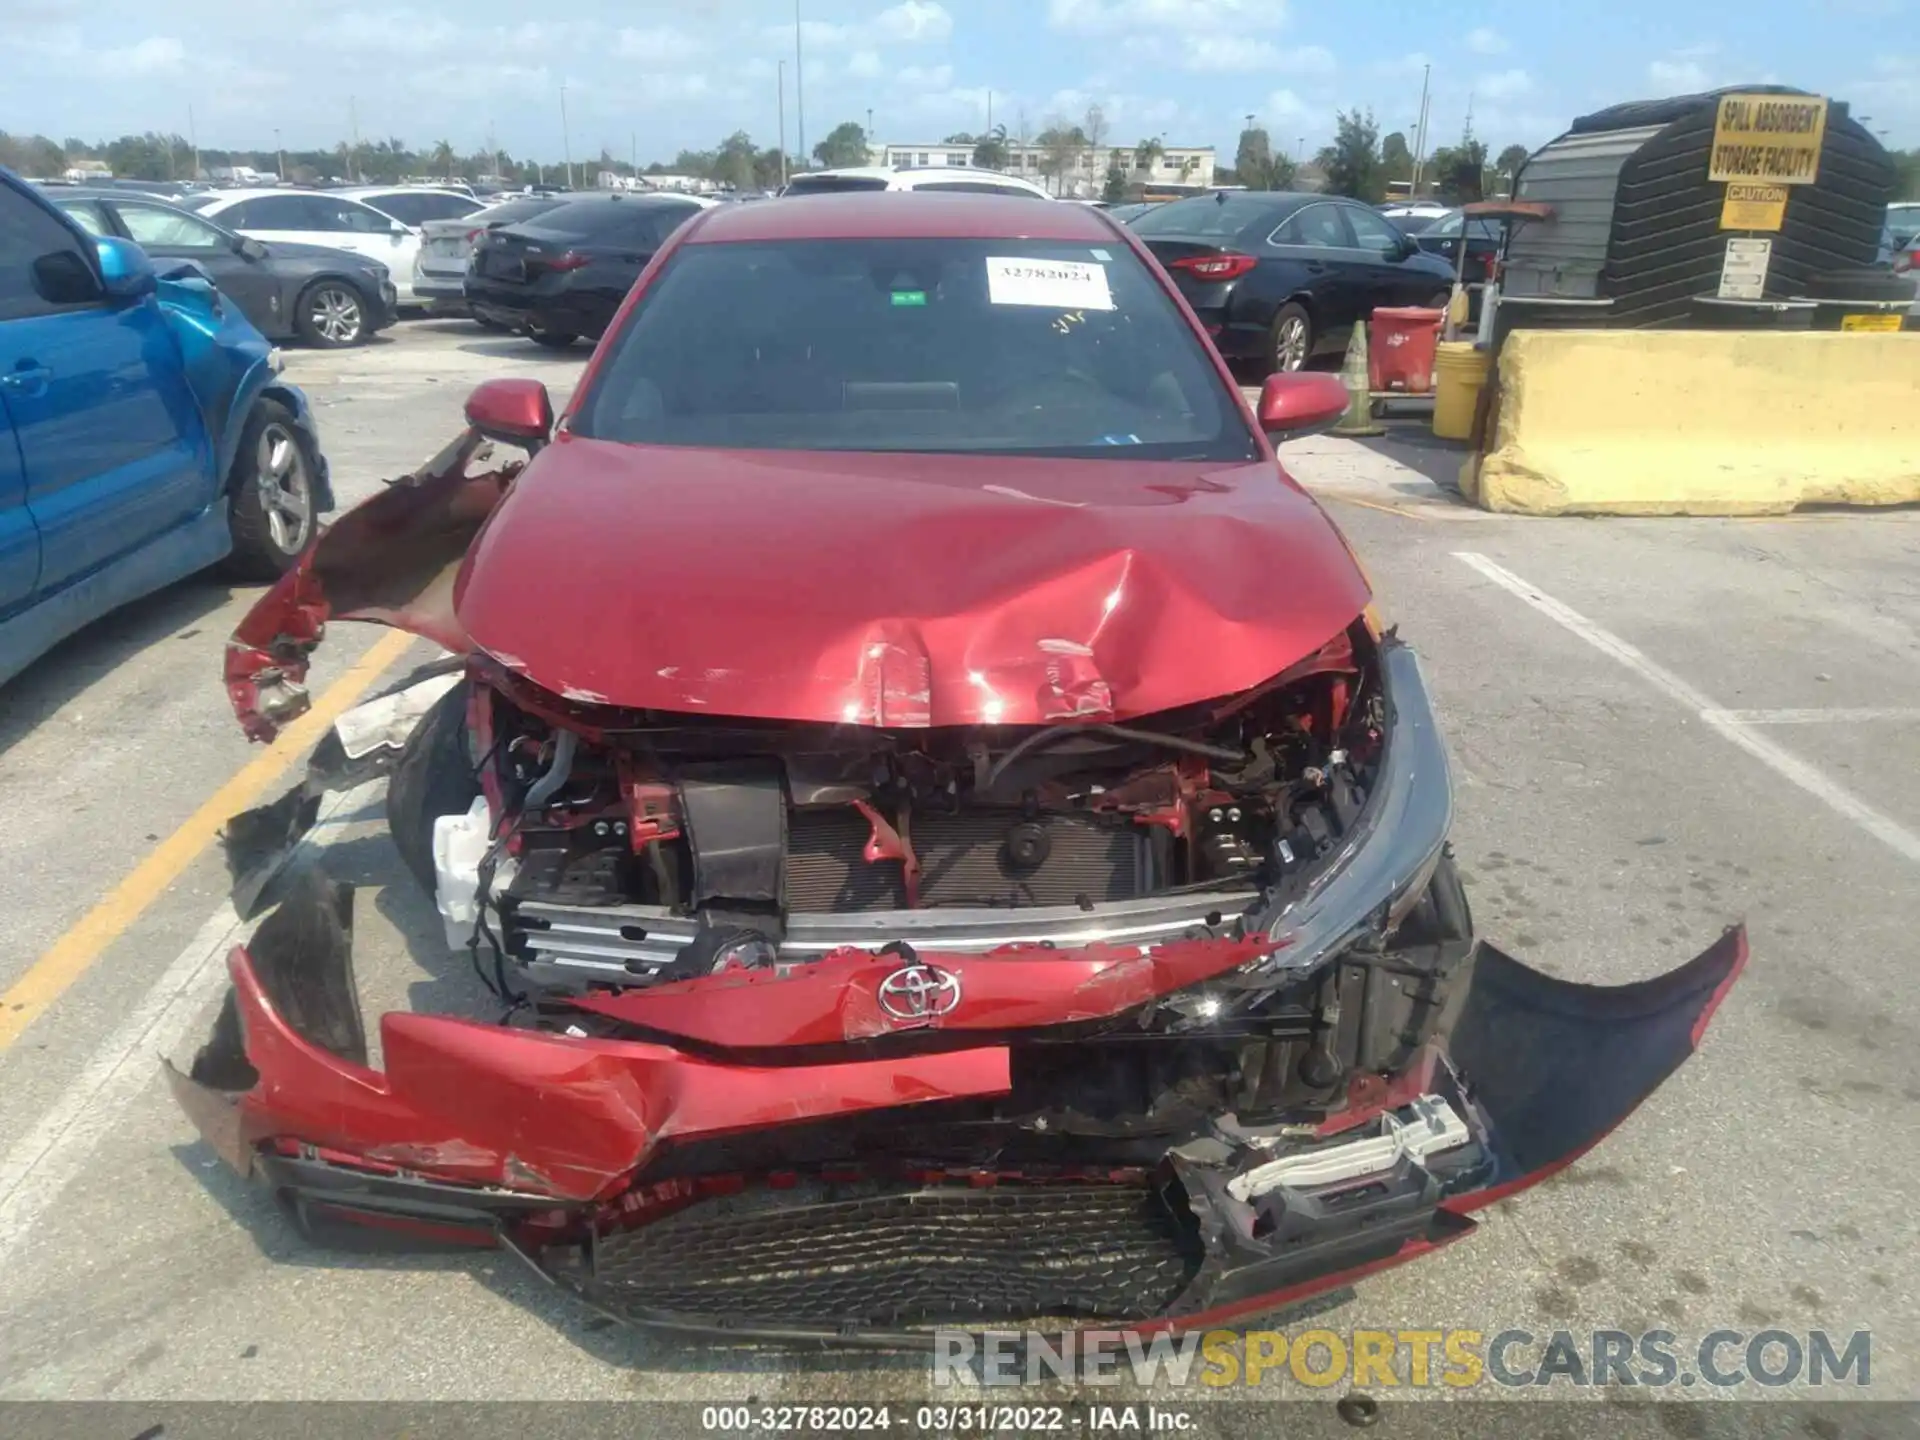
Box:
[181,193,1743,1344]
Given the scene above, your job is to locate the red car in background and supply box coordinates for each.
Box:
[185,193,1743,1344]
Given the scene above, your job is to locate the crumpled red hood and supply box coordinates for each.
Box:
[453,435,1371,726]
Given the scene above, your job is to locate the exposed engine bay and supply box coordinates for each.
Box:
[183,424,1747,1344]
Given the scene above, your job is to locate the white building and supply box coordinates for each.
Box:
[869,141,1216,199]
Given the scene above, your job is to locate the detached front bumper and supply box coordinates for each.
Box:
[168,869,1745,1345]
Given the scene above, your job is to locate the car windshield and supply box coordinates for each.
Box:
[572,236,1257,462]
[1130,193,1282,238]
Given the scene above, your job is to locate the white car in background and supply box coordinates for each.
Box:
[183,189,428,303]
[781,165,1053,200]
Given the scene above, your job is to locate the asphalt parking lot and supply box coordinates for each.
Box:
[1,321,1917,1417]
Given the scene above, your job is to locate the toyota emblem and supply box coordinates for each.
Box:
[877,963,962,1022]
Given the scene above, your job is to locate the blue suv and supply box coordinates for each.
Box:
[1,167,332,688]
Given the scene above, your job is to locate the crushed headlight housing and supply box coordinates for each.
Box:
[1148,636,1452,1028]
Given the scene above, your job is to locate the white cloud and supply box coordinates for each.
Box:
[1477,68,1534,100]
[95,35,184,76]
[1465,27,1509,55]
[616,25,703,64]
[1178,37,1281,73]
[1050,0,1286,34]
[874,1,954,43]
[1152,36,1332,75]
[1276,44,1336,76]
[895,63,955,90]
[1647,58,1711,92]
[331,8,462,54]
[1264,89,1313,120]
[1372,51,1433,77]
[846,49,886,79]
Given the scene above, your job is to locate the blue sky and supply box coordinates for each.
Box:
[7,0,1915,163]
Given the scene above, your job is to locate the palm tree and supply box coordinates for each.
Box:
[1133,137,1163,174]
[432,139,455,181]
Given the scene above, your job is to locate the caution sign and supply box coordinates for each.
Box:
[1721,181,1789,231]
[1709,93,1827,184]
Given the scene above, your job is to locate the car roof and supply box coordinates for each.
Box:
[792,165,1051,194]
[48,187,187,205]
[687,190,1117,244]
[340,185,471,198]
[192,188,321,203]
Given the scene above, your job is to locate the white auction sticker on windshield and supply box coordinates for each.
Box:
[986,256,1115,311]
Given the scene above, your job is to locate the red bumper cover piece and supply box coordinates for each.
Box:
[167,912,1012,1202]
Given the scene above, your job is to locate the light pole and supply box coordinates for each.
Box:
[778,61,789,186]
[559,84,574,189]
[794,0,807,170]
[1410,62,1432,196]
[867,107,874,155]
[275,127,285,181]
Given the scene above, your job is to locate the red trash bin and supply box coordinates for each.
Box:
[1368,306,1446,395]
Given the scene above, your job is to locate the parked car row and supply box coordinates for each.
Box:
[1,167,331,687]
[45,187,400,347]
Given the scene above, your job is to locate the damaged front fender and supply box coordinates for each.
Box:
[225,428,521,742]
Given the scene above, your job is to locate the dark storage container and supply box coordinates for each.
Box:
[1490,295,1616,353]
[1504,86,1897,327]
[1685,297,1816,329]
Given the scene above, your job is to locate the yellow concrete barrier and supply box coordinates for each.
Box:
[1462,330,1920,515]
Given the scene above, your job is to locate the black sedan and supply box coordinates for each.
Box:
[1131,191,1455,373]
[46,188,399,347]
[464,193,709,348]
[1410,208,1506,285]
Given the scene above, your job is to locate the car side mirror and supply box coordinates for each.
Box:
[94,236,157,301]
[391,221,410,237]
[466,378,554,448]
[1256,371,1349,441]
[236,235,270,261]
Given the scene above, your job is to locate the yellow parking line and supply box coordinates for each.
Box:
[0,628,415,1053]
[1321,492,1438,522]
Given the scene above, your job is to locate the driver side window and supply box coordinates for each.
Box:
[0,183,100,320]
[1273,204,1351,248]
[117,203,227,250]
[1344,206,1406,254]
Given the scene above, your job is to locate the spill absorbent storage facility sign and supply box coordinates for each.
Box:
[1708,93,1828,184]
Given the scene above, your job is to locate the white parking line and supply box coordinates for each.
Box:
[0,785,379,1267]
[1701,707,1920,726]
[1454,552,1920,868]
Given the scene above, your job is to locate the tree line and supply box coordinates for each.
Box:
[7,120,1918,203]
[1227,111,1531,203]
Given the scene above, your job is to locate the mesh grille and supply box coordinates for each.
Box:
[589,1181,1199,1327]
[786,807,1145,913]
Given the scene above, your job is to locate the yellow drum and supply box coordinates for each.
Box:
[1432,341,1492,441]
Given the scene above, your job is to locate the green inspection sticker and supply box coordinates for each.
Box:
[891,290,928,307]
